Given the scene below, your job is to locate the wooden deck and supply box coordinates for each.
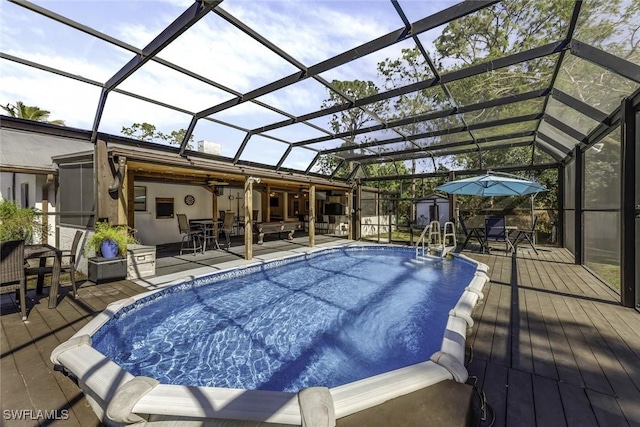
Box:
[462,247,640,427]
[1,242,639,426]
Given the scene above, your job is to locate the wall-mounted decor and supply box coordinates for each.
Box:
[184,194,195,206]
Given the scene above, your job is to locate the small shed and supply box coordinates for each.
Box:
[416,193,450,227]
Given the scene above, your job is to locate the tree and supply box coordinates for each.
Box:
[121,122,194,148]
[2,101,65,125]
[316,80,388,176]
[377,47,453,220]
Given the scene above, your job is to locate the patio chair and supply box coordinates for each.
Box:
[177,214,203,255]
[60,230,82,298]
[458,216,484,251]
[484,216,515,254]
[1,239,28,320]
[25,230,82,299]
[221,213,235,249]
[512,216,539,255]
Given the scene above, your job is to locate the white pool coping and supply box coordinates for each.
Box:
[51,243,489,426]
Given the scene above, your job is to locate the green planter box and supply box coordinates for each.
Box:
[88,257,127,284]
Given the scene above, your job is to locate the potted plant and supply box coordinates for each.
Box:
[85,221,138,259]
[0,199,41,243]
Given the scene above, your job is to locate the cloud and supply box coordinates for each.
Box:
[0,0,423,149]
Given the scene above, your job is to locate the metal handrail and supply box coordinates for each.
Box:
[415,222,435,258]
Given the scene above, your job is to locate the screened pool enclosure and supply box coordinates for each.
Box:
[0,0,638,308]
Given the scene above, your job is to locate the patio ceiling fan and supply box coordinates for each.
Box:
[190,175,230,186]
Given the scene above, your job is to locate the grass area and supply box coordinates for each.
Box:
[585,262,620,290]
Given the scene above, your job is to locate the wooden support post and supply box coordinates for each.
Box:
[244,178,253,260]
[309,185,316,247]
[346,189,352,240]
[212,185,218,221]
[283,192,289,220]
[117,158,129,226]
[95,139,119,223]
[266,184,271,221]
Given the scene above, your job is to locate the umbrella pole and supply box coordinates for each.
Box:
[530,194,537,244]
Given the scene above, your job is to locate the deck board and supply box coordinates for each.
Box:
[2,242,639,427]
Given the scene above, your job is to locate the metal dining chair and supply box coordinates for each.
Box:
[0,239,28,320]
[512,216,539,254]
[458,216,484,251]
[221,213,235,249]
[177,214,203,255]
[484,215,515,254]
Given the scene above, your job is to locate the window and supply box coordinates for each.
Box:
[134,186,147,211]
[156,198,174,219]
[59,163,94,227]
[20,183,29,207]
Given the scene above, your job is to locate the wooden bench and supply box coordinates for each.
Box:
[254,221,300,245]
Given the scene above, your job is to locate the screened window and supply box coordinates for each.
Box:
[58,163,94,227]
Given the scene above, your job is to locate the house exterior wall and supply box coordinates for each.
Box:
[133,181,262,246]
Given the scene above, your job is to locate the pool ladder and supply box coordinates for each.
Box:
[415,221,457,258]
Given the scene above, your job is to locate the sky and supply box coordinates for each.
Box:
[0,0,459,171]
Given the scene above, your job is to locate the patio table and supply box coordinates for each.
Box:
[25,244,62,308]
[190,220,220,251]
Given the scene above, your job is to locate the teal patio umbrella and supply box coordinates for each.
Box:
[437,172,547,229]
[436,172,547,197]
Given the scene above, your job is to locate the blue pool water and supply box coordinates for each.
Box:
[92,246,476,392]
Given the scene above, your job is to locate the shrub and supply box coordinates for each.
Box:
[0,199,41,243]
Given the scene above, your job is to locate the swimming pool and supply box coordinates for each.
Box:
[51,244,489,426]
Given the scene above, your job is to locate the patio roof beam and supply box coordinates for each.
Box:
[304,153,320,175]
[359,162,559,182]
[104,1,218,91]
[551,89,610,124]
[536,132,572,156]
[253,41,555,137]
[533,141,564,163]
[232,133,254,164]
[342,131,535,162]
[275,146,293,171]
[543,115,588,142]
[533,0,583,148]
[8,1,335,155]
[357,141,533,165]
[570,40,640,84]
[0,52,101,86]
[345,164,362,183]
[297,88,547,150]
[196,1,499,118]
[318,113,542,154]
[329,160,346,179]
